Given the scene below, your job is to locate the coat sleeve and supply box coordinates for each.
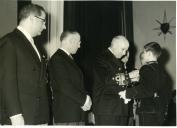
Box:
[49,55,86,106]
[126,65,155,99]
[0,39,22,117]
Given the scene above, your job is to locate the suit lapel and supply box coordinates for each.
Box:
[14,29,41,67]
[58,49,81,72]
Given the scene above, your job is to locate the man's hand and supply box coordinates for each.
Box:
[119,90,126,99]
[129,70,139,82]
[131,76,140,82]
[129,70,139,79]
[10,114,25,125]
[81,95,92,111]
[88,111,95,124]
[118,90,131,104]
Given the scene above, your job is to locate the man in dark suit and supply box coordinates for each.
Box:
[0,4,49,125]
[48,30,92,125]
[92,35,139,125]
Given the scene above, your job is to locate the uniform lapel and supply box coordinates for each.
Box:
[106,49,123,70]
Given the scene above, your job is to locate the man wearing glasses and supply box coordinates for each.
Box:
[0,4,49,125]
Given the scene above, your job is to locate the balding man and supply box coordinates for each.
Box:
[0,4,49,125]
[92,35,138,125]
[48,30,92,125]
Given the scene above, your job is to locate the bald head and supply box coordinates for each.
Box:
[109,35,129,58]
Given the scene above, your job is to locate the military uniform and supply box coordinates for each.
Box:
[92,49,129,125]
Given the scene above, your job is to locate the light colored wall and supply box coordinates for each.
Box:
[32,0,64,57]
[0,0,17,38]
[133,1,176,89]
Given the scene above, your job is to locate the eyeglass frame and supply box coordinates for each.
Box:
[34,16,46,23]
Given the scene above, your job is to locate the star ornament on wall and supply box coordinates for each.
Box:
[153,10,176,41]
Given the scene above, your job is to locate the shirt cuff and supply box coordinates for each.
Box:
[82,95,89,107]
[10,114,22,120]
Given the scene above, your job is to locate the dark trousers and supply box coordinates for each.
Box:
[95,115,128,126]
[139,113,165,126]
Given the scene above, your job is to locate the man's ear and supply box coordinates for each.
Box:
[64,36,70,44]
[147,51,153,57]
[29,15,34,22]
[70,36,76,44]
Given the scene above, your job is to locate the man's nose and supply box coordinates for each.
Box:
[78,45,80,48]
[78,42,81,48]
[43,24,46,30]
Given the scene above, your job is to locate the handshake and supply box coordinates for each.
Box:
[118,90,131,104]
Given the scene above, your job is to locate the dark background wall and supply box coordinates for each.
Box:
[64,1,134,67]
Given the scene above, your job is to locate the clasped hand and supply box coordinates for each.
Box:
[81,95,92,111]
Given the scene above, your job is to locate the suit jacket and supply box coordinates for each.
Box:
[126,62,171,113]
[0,29,49,125]
[48,49,87,123]
[92,49,129,116]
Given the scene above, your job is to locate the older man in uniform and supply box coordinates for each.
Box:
[92,35,139,125]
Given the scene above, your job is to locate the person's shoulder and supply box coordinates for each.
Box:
[50,49,62,59]
[48,50,65,67]
[96,49,112,59]
[0,30,18,48]
[1,28,19,41]
[0,30,14,41]
[94,50,108,63]
[140,64,156,73]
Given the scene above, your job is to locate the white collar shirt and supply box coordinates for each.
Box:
[60,48,73,59]
[108,47,114,54]
[17,26,41,61]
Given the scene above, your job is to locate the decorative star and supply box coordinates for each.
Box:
[153,10,176,41]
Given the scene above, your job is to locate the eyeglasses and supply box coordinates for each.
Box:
[34,16,46,23]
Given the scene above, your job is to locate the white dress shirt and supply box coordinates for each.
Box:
[60,48,73,59]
